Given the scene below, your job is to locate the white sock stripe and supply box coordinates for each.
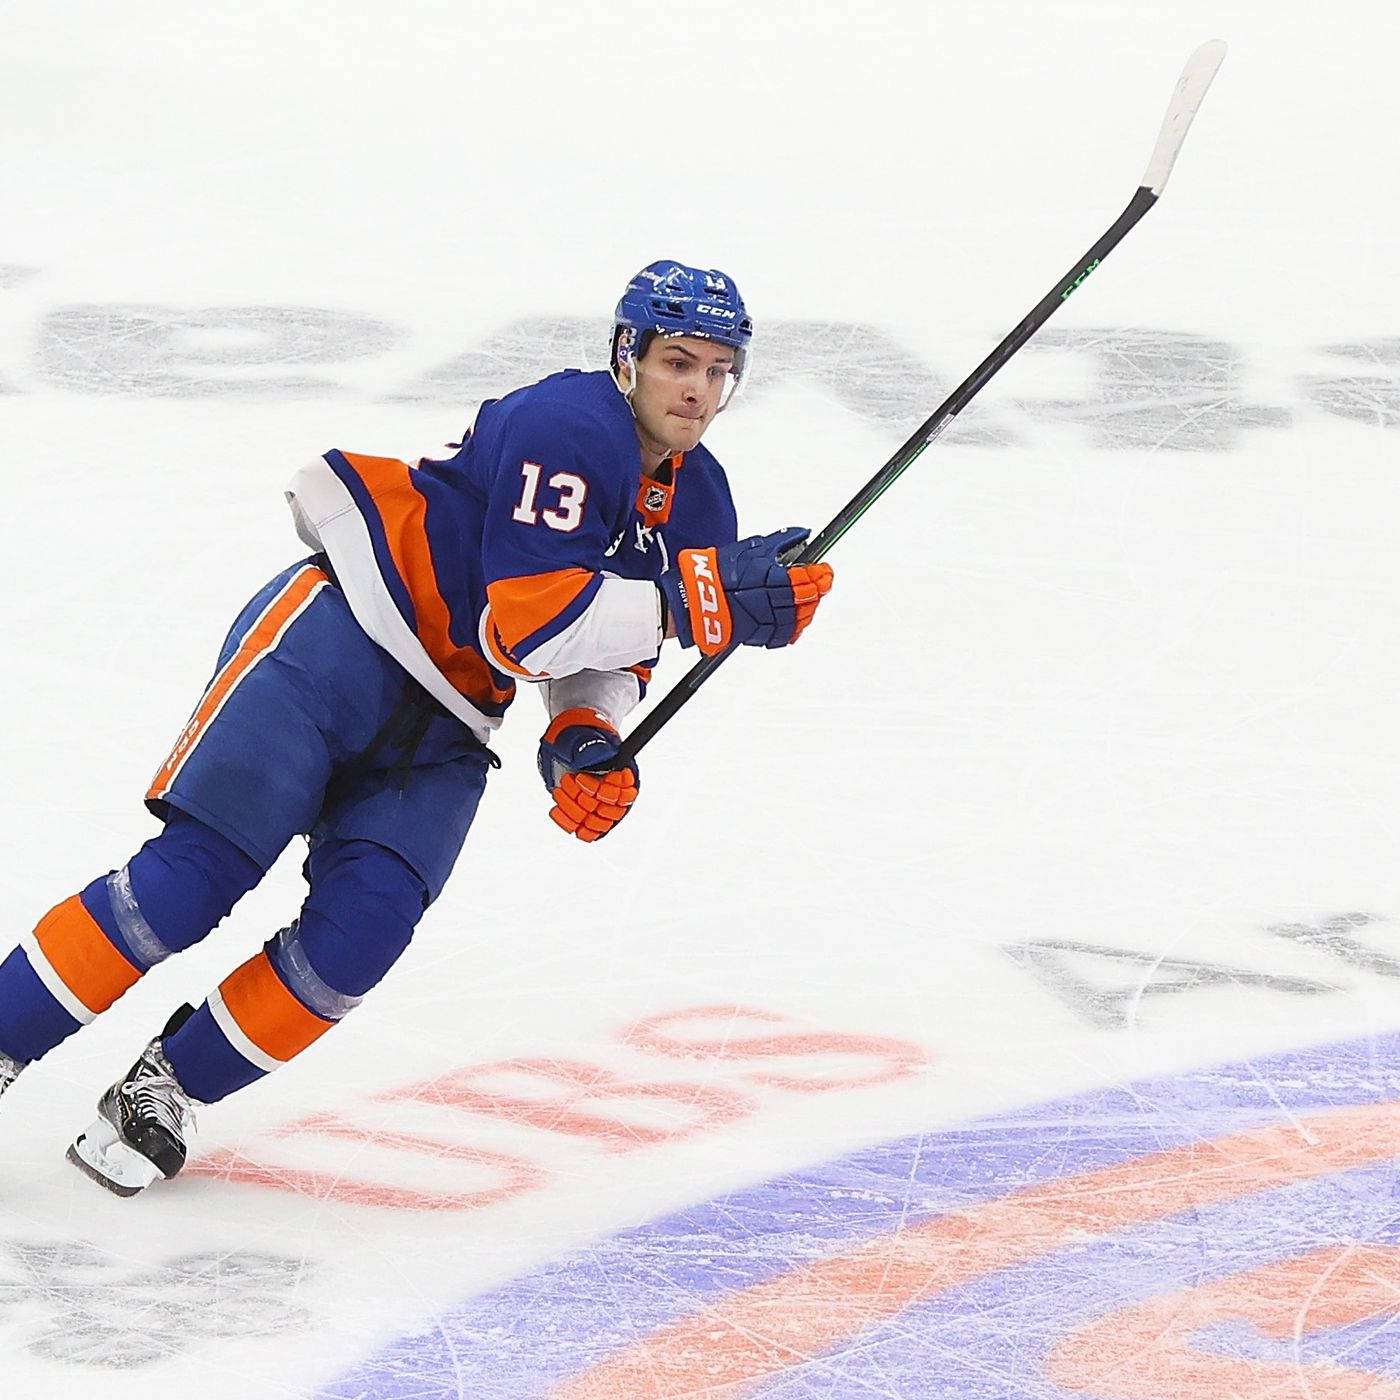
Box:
[206,988,283,1074]
[153,571,329,798]
[18,929,95,1025]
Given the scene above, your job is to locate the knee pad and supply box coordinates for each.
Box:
[87,810,267,970]
[265,920,364,1022]
[272,840,428,1004]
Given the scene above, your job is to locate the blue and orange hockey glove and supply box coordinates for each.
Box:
[658,526,834,656]
[537,708,640,842]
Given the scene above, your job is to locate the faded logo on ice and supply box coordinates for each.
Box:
[0,1241,310,1368]
[4,272,1400,450]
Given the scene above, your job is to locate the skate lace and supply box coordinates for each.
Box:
[127,1072,196,1140]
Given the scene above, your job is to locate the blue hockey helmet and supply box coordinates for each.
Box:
[611,261,753,403]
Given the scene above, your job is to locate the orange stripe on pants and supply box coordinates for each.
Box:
[219,951,333,1064]
[147,565,329,802]
[33,895,141,1015]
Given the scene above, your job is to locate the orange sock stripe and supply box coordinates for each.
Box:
[33,895,141,1015]
[218,951,334,1063]
[147,565,329,802]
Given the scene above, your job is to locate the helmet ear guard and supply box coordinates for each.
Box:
[609,324,642,377]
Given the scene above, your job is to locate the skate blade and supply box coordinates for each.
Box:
[67,1117,161,1198]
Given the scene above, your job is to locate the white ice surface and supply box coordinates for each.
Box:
[2,2,1399,1395]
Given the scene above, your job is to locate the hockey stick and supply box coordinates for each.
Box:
[612,39,1227,770]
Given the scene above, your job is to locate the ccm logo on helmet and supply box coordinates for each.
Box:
[697,304,737,320]
[686,551,727,648]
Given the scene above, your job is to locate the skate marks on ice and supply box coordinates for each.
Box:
[0,1240,309,1369]
[319,1033,1400,1400]
[9,287,1400,445]
[0,263,40,290]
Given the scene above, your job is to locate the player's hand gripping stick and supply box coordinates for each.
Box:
[658,526,834,656]
[538,708,640,842]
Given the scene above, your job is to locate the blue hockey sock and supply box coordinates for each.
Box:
[163,840,427,1103]
[0,812,265,1066]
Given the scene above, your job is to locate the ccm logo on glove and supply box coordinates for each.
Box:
[660,527,834,657]
[684,551,731,650]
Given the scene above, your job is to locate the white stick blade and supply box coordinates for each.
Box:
[1141,39,1228,196]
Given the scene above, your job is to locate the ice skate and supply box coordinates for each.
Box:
[0,1050,23,1098]
[67,1011,198,1198]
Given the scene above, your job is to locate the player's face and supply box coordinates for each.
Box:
[627,336,735,459]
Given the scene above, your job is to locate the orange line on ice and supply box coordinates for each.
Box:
[549,1099,1400,1399]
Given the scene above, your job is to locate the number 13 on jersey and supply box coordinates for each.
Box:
[512,461,589,533]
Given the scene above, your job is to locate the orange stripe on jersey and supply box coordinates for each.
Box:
[485,569,595,653]
[444,647,516,710]
[33,895,141,1015]
[147,564,329,803]
[481,611,544,680]
[218,950,334,1064]
[339,454,514,709]
[628,663,653,686]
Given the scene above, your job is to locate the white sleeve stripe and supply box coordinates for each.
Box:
[479,608,547,680]
[507,575,663,679]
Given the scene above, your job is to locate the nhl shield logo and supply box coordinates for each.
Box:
[644,485,668,513]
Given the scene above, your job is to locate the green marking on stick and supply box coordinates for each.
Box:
[1061,258,1102,300]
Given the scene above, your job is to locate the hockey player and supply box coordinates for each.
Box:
[0,262,833,1197]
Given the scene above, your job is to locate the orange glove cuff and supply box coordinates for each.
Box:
[676,547,735,655]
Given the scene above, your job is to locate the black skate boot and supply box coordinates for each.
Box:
[67,1005,199,1197]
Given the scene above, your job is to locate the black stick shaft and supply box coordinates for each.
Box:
[799,187,1156,564]
[613,185,1158,768]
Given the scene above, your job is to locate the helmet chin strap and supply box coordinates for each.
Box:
[615,363,637,408]
[611,327,640,406]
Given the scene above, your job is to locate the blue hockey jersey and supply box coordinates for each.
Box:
[286,369,739,743]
